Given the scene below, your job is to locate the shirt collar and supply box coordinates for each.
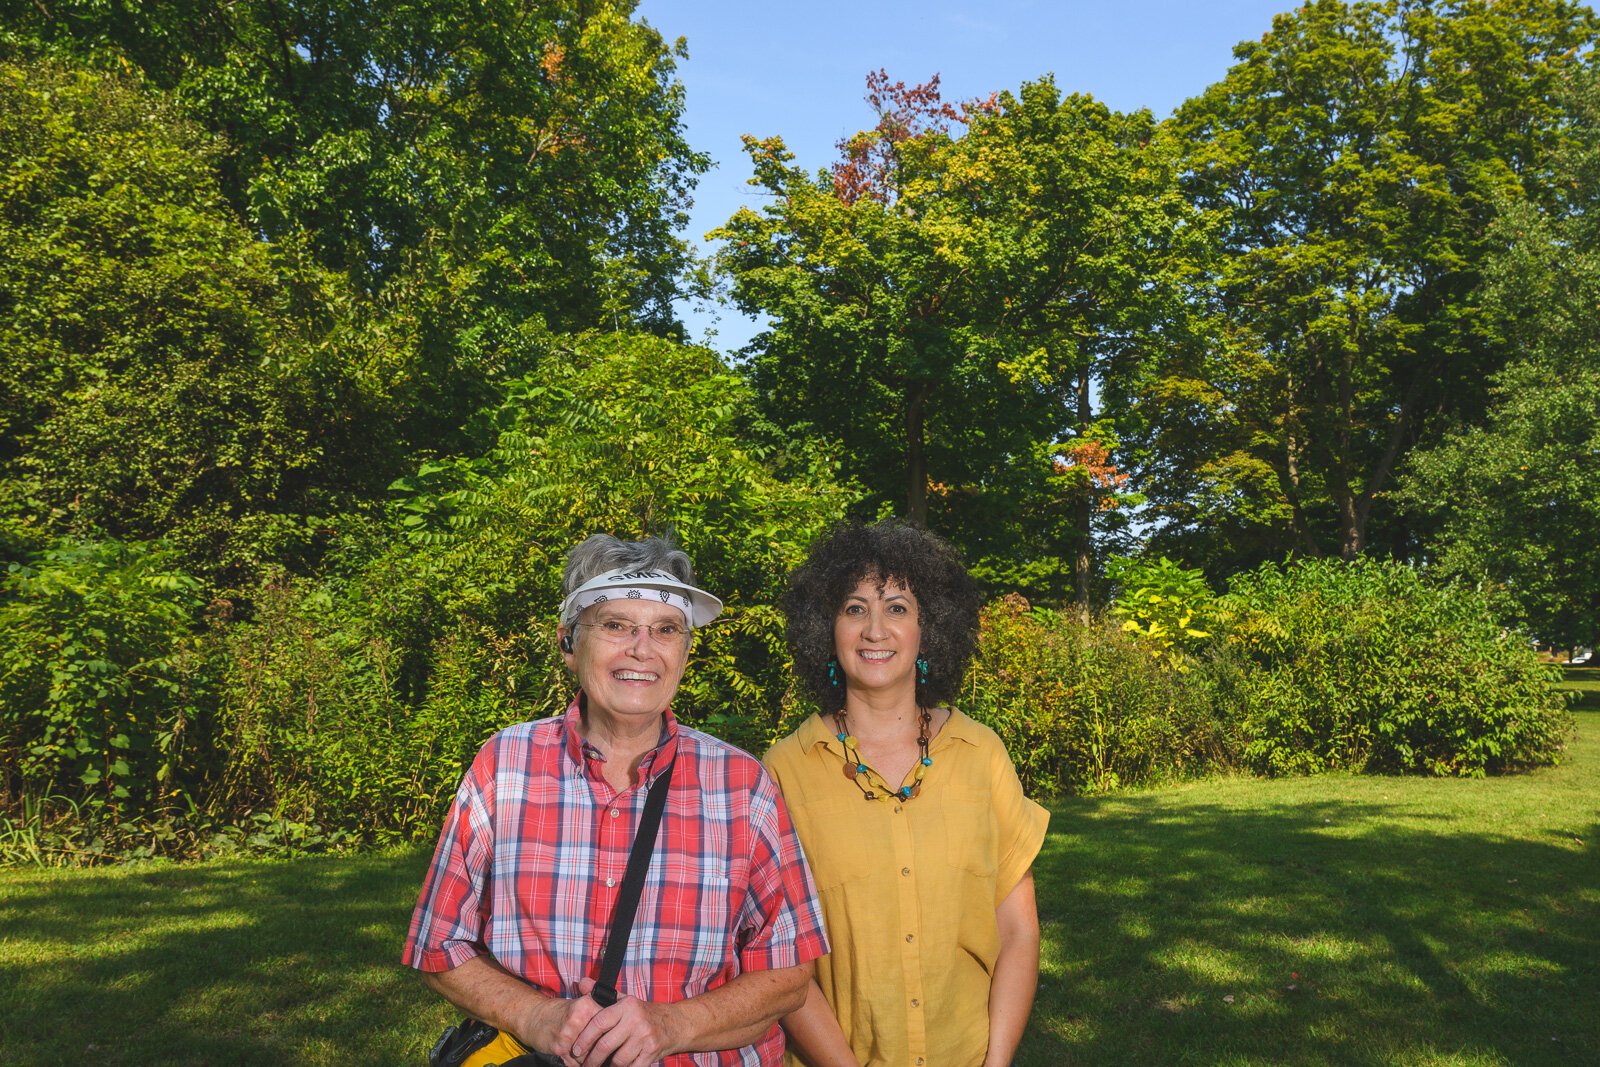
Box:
[562,691,680,782]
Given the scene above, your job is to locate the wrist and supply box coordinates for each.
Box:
[647,997,690,1057]
[517,993,563,1053]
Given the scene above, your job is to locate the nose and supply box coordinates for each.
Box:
[624,623,652,655]
[861,606,888,641]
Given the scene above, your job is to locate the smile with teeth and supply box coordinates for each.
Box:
[613,669,659,681]
[857,650,895,661]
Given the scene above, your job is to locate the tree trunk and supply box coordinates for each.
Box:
[1336,485,1364,560]
[1072,362,1092,619]
[905,383,929,528]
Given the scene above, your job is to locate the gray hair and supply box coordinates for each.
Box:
[559,534,697,627]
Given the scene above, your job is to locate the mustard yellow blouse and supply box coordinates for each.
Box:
[765,710,1049,1067]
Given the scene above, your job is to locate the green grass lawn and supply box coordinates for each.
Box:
[2,714,1596,1066]
[1557,666,1600,710]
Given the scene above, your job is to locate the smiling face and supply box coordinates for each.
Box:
[832,575,921,699]
[560,602,690,729]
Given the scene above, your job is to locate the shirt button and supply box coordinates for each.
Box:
[605,877,616,888]
[894,805,903,814]
[905,933,915,943]
[916,1059,925,1066]
[901,866,911,877]
[609,808,620,818]
[910,999,920,1008]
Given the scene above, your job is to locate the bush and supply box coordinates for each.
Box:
[961,596,1236,795]
[1107,554,1218,671]
[209,576,565,844]
[0,539,210,830]
[198,332,858,845]
[1220,558,1572,776]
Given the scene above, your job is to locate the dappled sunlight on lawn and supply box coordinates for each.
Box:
[0,849,450,1065]
[1022,713,1600,1066]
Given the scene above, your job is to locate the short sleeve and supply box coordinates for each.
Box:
[402,743,498,972]
[989,740,1049,906]
[731,770,830,972]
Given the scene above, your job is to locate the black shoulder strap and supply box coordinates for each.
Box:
[589,750,675,1008]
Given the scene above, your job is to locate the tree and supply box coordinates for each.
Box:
[1155,0,1597,566]
[946,80,1192,606]
[717,74,1184,605]
[0,59,377,581]
[716,72,995,531]
[3,0,709,449]
[1401,59,1600,647]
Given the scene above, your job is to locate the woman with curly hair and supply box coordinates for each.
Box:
[764,521,1048,1067]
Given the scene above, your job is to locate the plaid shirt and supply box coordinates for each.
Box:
[404,698,829,1067]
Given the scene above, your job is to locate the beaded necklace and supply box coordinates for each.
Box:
[832,709,933,802]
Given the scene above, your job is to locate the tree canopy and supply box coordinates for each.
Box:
[2,0,709,450]
[1150,0,1597,569]
[1401,58,1600,647]
[716,74,1186,602]
[0,60,372,580]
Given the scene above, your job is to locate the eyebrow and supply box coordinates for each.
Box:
[590,609,687,625]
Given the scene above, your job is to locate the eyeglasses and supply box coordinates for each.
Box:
[576,618,691,647]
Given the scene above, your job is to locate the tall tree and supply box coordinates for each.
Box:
[947,80,1193,605]
[3,0,708,446]
[717,74,1185,604]
[717,71,995,532]
[1401,59,1600,647]
[0,60,377,580]
[1155,0,1597,565]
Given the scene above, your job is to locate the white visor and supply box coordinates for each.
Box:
[560,568,724,628]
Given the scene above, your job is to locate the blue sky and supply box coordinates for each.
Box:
[634,0,1297,350]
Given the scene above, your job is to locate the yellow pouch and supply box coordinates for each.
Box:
[459,1029,532,1067]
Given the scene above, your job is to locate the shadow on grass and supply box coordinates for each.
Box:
[0,848,450,1066]
[4,717,1598,1066]
[1022,792,1599,1067]
[1558,667,1600,710]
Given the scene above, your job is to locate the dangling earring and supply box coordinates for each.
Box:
[827,658,842,687]
[916,656,929,686]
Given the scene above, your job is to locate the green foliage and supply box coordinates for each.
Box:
[1107,555,1217,671]
[717,75,1187,600]
[962,596,1235,795]
[0,59,389,582]
[199,332,858,846]
[1219,557,1572,776]
[1401,61,1600,648]
[2,0,707,332]
[0,539,207,822]
[1154,0,1599,567]
[208,575,553,844]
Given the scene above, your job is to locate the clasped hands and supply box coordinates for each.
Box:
[528,976,683,1067]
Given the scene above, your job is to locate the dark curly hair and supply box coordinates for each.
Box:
[782,520,982,714]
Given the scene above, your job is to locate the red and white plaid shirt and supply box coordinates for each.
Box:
[404,698,828,1066]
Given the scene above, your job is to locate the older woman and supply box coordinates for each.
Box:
[764,522,1048,1067]
[406,534,829,1067]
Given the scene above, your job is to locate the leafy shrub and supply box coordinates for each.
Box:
[209,575,566,844]
[1107,554,1217,670]
[1220,558,1572,776]
[0,539,210,825]
[198,332,858,844]
[961,596,1236,795]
